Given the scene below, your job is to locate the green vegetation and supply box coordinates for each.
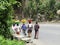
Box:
[18,0,60,21]
[0,0,21,38]
[0,0,60,45]
[0,36,25,45]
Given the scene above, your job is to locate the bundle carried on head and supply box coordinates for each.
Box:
[15,20,20,24]
[28,19,32,23]
[21,19,26,23]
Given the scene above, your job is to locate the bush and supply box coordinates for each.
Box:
[0,0,13,38]
[0,0,21,39]
[0,36,25,45]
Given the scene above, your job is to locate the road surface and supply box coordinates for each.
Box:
[32,23,60,45]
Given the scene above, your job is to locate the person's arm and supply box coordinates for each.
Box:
[26,25,27,29]
[38,24,40,29]
[28,25,29,28]
[34,25,35,30]
[31,24,33,29]
[21,25,23,29]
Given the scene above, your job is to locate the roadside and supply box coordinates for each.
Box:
[26,23,60,45]
[32,20,60,24]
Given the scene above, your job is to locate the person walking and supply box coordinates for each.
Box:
[28,21,33,37]
[21,23,27,36]
[16,23,21,35]
[34,22,39,39]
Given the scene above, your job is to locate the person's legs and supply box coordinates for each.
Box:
[23,30,25,35]
[36,31,38,39]
[28,33,31,37]
[34,30,37,39]
[28,30,30,37]
[28,30,32,37]
[30,30,32,37]
[34,30,38,39]
[24,30,26,35]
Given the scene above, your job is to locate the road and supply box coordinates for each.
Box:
[32,23,60,45]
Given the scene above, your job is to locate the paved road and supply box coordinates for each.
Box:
[20,23,60,45]
[32,23,60,45]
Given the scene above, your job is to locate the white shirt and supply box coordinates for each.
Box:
[28,24,33,27]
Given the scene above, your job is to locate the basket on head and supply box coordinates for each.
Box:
[21,19,26,23]
[28,19,32,23]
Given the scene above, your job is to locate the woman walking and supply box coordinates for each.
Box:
[21,23,27,36]
[28,21,33,37]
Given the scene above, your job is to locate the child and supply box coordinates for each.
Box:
[12,23,17,34]
[34,22,39,39]
[21,23,27,36]
[16,23,21,35]
[28,21,33,37]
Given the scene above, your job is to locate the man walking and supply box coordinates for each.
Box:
[34,22,40,39]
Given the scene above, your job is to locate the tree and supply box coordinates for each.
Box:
[14,0,60,21]
[0,0,21,38]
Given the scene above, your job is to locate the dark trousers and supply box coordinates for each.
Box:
[23,30,26,35]
[34,30,38,38]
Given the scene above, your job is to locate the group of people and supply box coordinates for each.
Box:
[12,20,40,39]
